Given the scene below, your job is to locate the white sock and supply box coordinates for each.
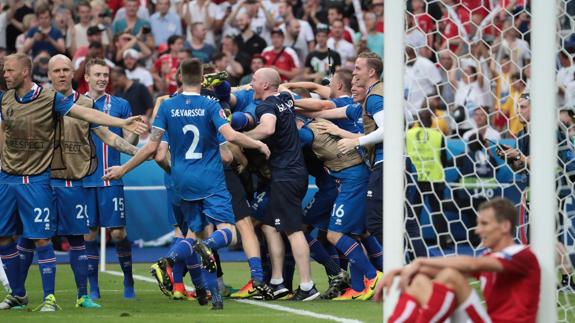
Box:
[270,278,284,285]
[299,281,314,291]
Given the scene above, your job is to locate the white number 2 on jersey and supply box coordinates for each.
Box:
[182,124,202,160]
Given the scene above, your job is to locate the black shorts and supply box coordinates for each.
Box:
[264,179,308,233]
[366,162,383,241]
[224,168,252,221]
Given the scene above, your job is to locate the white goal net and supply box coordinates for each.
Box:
[400,0,575,320]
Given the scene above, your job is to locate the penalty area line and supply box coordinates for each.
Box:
[102,269,363,323]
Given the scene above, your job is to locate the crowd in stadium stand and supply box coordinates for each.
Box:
[0,0,572,141]
[0,0,383,121]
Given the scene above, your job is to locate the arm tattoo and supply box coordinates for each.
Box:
[113,136,139,156]
[150,128,164,143]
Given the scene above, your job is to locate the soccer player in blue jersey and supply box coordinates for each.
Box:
[103,58,271,310]
[81,58,140,299]
[244,67,320,301]
[297,81,384,300]
[0,53,147,311]
[339,52,384,245]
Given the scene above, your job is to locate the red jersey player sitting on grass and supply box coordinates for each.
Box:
[381,197,540,323]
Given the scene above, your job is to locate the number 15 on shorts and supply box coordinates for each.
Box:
[113,197,125,218]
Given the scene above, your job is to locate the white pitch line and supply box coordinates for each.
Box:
[103,270,363,323]
[235,299,364,323]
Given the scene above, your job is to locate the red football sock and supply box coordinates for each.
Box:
[389,292,420,323]
[416,282,457,323]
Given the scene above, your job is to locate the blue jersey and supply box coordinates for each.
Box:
[330,96,362,133]
[153,92,229,200]
[233,89,260,120]
[365,85,384,164]
[255,92,307,181]
[0,84,74,184]
[83,94,133,187]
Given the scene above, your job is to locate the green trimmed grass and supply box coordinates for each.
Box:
[1,262,383,323]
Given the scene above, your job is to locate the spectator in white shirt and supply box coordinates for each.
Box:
[122,48,154,93]
[326,19,355,66]
[404,46,442,117]
[449,63,488,135]
[278,0,314,61]
[182,0,222,47]
[558,51,574,108]
[66,1,92,56]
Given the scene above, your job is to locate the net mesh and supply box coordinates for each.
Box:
[402,0,575,320]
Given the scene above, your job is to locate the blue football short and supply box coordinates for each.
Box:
[53,186,90,236]
[250,189,269,222]
[85,186,126,228]
[329,165,371,235]
[0,182,55,239]
[178,188,235,233]
[303,180,338,231]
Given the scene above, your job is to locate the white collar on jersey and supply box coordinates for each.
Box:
[181,91,200,96]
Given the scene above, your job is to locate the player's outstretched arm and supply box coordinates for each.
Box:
[68,104,148,135]
[284,82,330,99]
[315,120,362,139]
[92,127,139,156]
[295,98,336,111]
[220,124,270,159]
[103,127,164,180]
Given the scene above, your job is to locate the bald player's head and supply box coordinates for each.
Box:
[251,68,281,98]
[48,54,74,94]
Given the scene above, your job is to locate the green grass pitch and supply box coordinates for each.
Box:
[1,262,383,323]
[3,262,575,322]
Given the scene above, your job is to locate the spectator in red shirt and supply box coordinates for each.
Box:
[261,28,300,82]
[151,34,184,94]
[372,0,384,33]
[326,5,354,44]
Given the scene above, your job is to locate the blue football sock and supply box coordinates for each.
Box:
[361,236,383,272]
[85,240,100,291]
[0,242,26,297]
[203,229,232,250]
[17,238,35,283]
[338,250,349,271]
[67,236,88,298]
[115,238,134,287]
[335,235,377,280]
[185,253,204,289]
[248,257,264,282]
[168,238,196,262]
[259,239,271,283]
[349,262,365,292]
[323,241,341,267]
[172,261,185,284]
[202,269,221,304]
[36,243,57,298]
[305,233,341,276]
[168,237,183,255]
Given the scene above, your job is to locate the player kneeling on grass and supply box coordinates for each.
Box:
[382,197,540,323]
[103,58,271,310]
